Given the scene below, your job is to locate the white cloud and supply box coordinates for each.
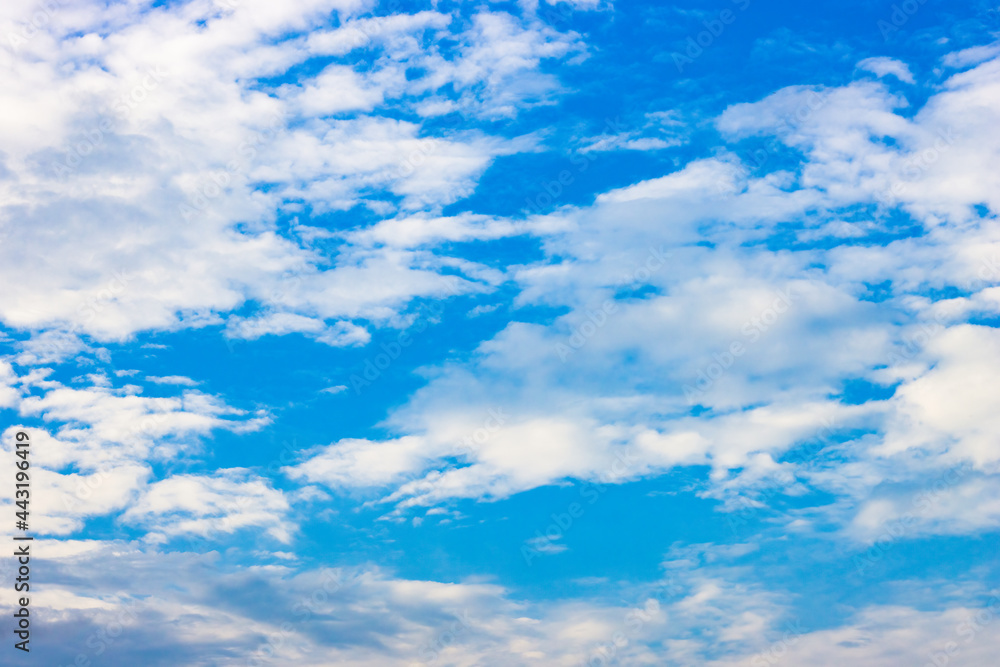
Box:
[346,212,531,249]
[4,538,783,666]
[11,381,270,471]
[6,539,992,666]
[286,435,439,489]
[0,458,150,535]
[146,375,199,386]
[857,56,915,83]
[0,360,20,409]
[122,469,294,543]
[6,6,1000,663]
[0,0,585,344]
[877,324,1000,466]
[224,311,370,347]
[287,50,1000,535]
[708,605,1000,667]
[14,330,92,365]
[294,65,385,116]
[942,42,1000,69]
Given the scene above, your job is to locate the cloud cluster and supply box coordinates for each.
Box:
[4,0,1000,663]
[0,0,585,343]
[289,51,1000,546]
[15,538,999,666]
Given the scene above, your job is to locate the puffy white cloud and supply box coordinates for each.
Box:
[6,3,1000,663]
[718,56,1000,223]
[224,312,370,347]
[6,376,269,480]
[22,535,997,666]
[847,469,1000,542]
[285,49,1000,541]
[286,435,439,489]
[857,56,915,83]
[0,359,20,408]
[855,324,1000,474]
[346,212,533,249]
[294,65,385,116]
[6,537,776,666]
[122,469,294,543]
[707,605,1000,667]
[0,366,278,536]
[942,42,1000,69]
[13,330,94,365]
[286,166,883,509]
[0,0,585,344]
[146,375,199,386]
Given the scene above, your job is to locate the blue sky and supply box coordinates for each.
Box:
[2,0,1000,664]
